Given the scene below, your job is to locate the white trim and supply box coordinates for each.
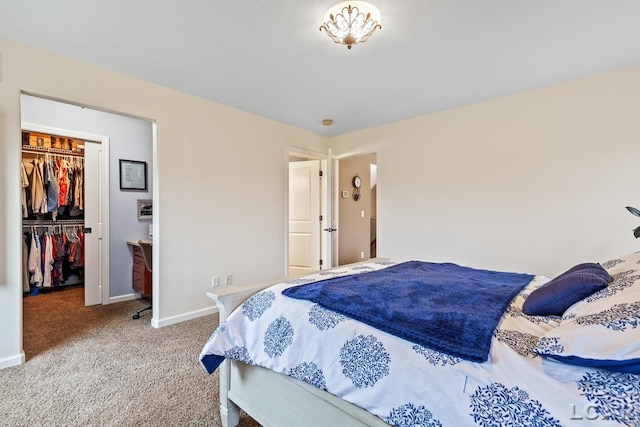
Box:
[151,123,159,323]
[285,147,327,161]
[320,158,329,269]
[150,306,218,328]
[284,149,290,278]
[109,293,140,304]
[21,122,111,306]
[331,156,339,266]
[0,352,25,369]
[332,147,379,160]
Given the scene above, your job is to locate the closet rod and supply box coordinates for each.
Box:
[22,219,85,226]
[21,146,84,158]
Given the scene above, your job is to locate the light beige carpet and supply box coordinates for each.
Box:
[0,286,260,427]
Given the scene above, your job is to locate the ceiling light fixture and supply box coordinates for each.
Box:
[320,2,382,49]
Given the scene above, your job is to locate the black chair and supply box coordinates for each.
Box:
[132,240,152,319]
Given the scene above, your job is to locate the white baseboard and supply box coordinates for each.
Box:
[0,352,25,370]
[109,293,140,304]
[151,306,218,328]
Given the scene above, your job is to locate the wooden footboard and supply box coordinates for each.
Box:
[227,360,386,427]
[206,259,389,427]
[206,277,284,427]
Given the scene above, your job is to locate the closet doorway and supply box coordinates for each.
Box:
[21,123,109,306]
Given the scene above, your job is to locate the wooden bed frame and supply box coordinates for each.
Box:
[206,261,390,427]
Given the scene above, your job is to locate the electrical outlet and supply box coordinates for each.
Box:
[211,275,219,287]
[360,251,365,259]
[225,274,233,285]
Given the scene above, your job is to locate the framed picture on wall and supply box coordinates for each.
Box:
[137,199,152,221]
[119,159,147,191]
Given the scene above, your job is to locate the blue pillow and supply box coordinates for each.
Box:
[551,262,611,283]
[522,266,611,316]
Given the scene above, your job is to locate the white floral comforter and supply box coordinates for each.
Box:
[200,260,640,426]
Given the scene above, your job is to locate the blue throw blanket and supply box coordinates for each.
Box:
[283,261,533,362]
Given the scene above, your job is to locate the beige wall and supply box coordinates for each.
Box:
[330,65,640,277]
[0,38,327,366]
[338,154,376,265]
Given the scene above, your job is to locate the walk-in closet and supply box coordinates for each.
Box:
[21,131,86,295]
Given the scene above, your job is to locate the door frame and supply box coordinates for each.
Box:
[285,147,328,277]
[21,122,110,305]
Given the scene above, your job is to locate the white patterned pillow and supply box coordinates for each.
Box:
[533,252,640,374]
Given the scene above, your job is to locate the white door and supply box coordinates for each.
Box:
[84,141,103,306]
[289,160,321,277]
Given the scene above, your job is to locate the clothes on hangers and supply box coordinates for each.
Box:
[28,158,47,215]
[23,225,85,291]
[74,165,84,211]
[22,147,86,292]
[22,153,85,220]
[57,158,69,208]
[21,161,29,218]
[44,158,59,220]
[28,230,43,288]
[22,238,30,292]
[42,233,54,288]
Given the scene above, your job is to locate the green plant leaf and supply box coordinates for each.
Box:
[634,226,640,239]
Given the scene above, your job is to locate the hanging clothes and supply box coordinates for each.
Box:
[76,228,85,267]
[29,158,47,214]
[21,161,29,218]
[42,233,54,288]
[23,225,85,289]
[28,231,43,287]
[22,151,85,220]
[22,237,30,292]
[51,233,61,287]
[57,158,70,208]
[73,163,84,211]
[56,232,65,283]
[21,141,86,292]
[44,159,59,220]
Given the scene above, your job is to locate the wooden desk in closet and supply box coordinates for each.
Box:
[127,240,152,296]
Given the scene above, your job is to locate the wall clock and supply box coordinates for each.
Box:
[352,174,361,201]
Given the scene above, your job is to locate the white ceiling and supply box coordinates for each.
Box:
[2,1,639,137]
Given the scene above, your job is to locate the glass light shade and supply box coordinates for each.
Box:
[320,2,382,49]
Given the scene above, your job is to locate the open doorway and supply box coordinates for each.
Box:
[286,149,378,275]
[20,94,153,360]
[336,153,377,265]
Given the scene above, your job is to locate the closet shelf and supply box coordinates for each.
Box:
[22,131,85,156]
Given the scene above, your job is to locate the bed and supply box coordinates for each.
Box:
[199,254,640,427]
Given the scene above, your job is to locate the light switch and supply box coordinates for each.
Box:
[361,210,365,218]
